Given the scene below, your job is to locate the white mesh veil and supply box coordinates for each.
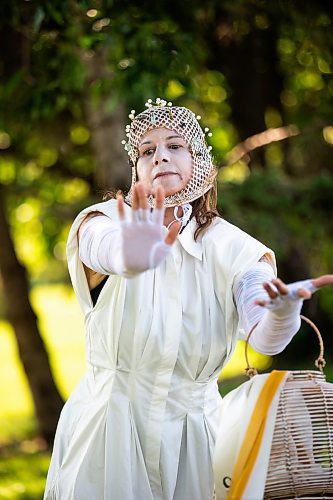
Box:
[122,99,217,208]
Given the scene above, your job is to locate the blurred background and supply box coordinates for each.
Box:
[1,0,333,497]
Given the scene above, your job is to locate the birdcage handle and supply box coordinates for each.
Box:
[244,314,326,378]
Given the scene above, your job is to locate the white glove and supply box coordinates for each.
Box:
[79,184,182,277]
[244,277,318,355]
[120,207,171,273]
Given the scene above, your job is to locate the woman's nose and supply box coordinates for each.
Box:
[153,146,169,165]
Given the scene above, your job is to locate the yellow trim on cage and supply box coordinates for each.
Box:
[228,370,288,499]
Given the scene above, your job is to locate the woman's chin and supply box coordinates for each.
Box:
[152,179,185,198]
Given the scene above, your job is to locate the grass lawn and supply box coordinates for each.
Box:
[0,283,271,498]
[0,444,50,500]
[0,284,86,499]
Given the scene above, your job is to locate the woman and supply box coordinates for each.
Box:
[44,98,331,500]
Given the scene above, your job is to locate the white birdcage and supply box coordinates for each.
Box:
[246,315,333,499]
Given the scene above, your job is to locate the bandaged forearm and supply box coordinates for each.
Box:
[79,215,126,276]
[79,212,171,277]
[234,262,315,355]
[248,300,303,355]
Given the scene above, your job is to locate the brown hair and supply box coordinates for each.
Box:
[191,180,220,241]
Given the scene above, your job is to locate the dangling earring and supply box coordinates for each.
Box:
[168,203,192,230]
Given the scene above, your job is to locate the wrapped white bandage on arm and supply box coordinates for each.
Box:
[79,211,171,277]
[79,215,124,275]
[234,261,317,355]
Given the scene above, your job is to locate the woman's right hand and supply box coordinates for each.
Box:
[116,182,181,274]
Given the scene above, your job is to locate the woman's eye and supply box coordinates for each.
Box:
[169,144,182,150]
[142,148,154,156]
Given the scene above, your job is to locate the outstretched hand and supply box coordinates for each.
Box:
[117,183,180,244]
[116,183,181,274]
[255,275,333,309]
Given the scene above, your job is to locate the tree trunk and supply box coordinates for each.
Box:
[82,49,131,194]
[0,186,64,447]
[205,6,285,168]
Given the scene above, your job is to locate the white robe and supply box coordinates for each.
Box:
[44,199,274,500]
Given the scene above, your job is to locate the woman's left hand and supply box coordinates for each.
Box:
[255,274,333,309]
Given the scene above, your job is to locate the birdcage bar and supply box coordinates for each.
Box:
[264,369,333,499]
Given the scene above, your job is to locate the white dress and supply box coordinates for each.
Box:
[44,200,273,500]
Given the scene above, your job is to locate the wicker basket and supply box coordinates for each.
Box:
[246,315,333,499]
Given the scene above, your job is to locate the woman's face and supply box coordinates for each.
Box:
[136,127,193,197]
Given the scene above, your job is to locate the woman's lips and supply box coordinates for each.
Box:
[154,171,177,180]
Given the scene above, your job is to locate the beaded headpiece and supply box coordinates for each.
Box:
[122,98,216,208]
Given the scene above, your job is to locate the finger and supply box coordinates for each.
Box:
[271,278,289,295]
[154,186,165,210]
[165,221,181,245]
[262,281,279,299]
[117,193,126,221]
[136,182,149,210]
[255,298,280,310]
[132,183,139,210]
[312,274,333,288]
[296,287,312,300]
[152,207,164,225]
[139,208,149,222]
[254,299,269,307]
